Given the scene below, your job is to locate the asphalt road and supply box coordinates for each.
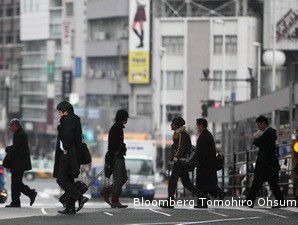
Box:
[0,203,297,225]
[1,178,298,225]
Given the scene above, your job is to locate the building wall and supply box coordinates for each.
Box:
[153,17,259,136]
[0,0,22,115]
[209,17,259,102]
[187,20,209,131]
[82,0,153,134]
[20,0,62,124]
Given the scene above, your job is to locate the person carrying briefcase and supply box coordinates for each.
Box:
[53,101,90,215]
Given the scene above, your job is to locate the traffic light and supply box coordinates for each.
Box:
[201,104,208,117]
[293,138,298,154]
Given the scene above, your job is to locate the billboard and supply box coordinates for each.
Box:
[129,0,151,84]
[264,0,298,50]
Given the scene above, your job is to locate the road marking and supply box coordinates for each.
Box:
[41,208,47,215]
[128,217,261,225]
[103,212,113,216]
[257,209,288,219]
[148,209,171,217]
[207,210,228,217]
[281,207,298,213]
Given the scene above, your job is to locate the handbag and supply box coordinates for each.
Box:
[80,142,92,165]
[2,152,12,169]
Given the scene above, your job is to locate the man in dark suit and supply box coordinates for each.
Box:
[195,118,224,208]
[246,115,284,208]
[5,119,37,208]
[53,101,88,215]
[101,109,129,208]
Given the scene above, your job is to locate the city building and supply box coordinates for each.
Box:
[152,17,260,136]
[20,0,63,154]
[261,0,298,95]
[0,0,22,124]
[83,0,153,134]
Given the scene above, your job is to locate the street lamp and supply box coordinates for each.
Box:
[272,0,277,127]
[253,42,261,97]
[160,46,167,171]
[213,18,226,106]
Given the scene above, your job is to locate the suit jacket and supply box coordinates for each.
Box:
[195,129,218,191]
[53,114,83,178]
[253,127,280,177]
[5,128,32,172]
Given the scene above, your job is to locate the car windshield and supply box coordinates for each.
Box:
[125,159,154,176]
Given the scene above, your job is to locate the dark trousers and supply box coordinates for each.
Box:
[168,163,205,198]
[56,154,81,207]
[11,170,34,206]
[112,158,128,197]
[247,171,284,203]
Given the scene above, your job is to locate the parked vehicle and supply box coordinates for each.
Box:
[24,160,54,181]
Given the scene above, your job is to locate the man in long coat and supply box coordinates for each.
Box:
[54,101,88,215]
[4,119,37,207]
[195,118,224,208]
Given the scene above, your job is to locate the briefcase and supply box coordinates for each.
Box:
[59,166,106,205]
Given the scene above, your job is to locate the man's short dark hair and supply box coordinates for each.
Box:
[172,117,185,128]
[56,101,74,114]
[115,109,129,123]
[196,118,208,128]
[10,118,21,127]
[256,115,269,125]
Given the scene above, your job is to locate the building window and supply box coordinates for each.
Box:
[213,71,222,91]
[214,35,223,54]
[166,105,183,122]
[6,35,13,44]
[6,8,13,17]
[162,71,183,90]
[226,70,237,91]
[66,2,73,17]
[162,36,184,55]
[213,70,237,91]
[87,95,129,112]
[226,35,237,54]
[136,95,152,117]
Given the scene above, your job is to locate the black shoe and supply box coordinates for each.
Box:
[30,190,37,206]
[77,196,89,212]
[137,43,144,48]
[194,203,208,209]
[159,203,174,209]
[243,200,254,208]
[58,207,76,215]
[272,204,287,209]
[218,192,226,200]
[5,203,20,208]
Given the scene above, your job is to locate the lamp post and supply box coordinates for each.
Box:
[213,18,226,106]
[253,42,261,97]
[272,0,277,127]
[160,46,167,171]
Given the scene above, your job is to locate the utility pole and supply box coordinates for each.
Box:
[160,47,167,172]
